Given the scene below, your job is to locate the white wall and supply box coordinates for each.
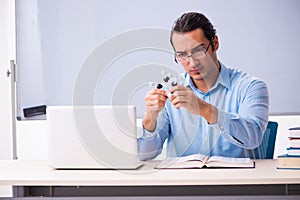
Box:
[16,120,48,160]
[269,115,300,157]
[0,0,14,197]
[0,0,13,160]
[16,0,300,118]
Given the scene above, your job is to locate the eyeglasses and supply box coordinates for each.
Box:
[175,42,211,63]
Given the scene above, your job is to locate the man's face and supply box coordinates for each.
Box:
[172,28,218,83]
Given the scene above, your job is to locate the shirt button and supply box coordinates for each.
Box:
[220,125,224,129]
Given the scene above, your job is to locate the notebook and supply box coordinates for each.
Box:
[47,105,142,169]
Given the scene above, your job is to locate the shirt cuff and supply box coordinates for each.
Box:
[209,108,243,146]
[209,108,228,133]
[142,127,158,138]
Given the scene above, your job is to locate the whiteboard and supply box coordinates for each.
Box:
[16,0,300,119]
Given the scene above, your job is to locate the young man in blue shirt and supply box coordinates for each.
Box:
[138,12,269,160]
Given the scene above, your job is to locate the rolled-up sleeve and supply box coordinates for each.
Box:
[137,109,170,161]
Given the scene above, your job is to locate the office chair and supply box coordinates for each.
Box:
[253,121,278,159]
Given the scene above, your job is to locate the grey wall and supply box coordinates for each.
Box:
[16,0,300,119]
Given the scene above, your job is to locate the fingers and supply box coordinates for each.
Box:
[147,88,167,96]
[169,85,189,94]
[145,89,168,113]
[169,89,191,101]
[145,87,194,112]
[145,86,201,115]
[170,95,189,109]
[145,98,166,108]
[145,90,167,103]
[169,89,195,109]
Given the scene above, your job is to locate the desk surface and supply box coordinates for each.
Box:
[0,159,299,186]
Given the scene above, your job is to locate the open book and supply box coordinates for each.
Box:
[155,154,255,169]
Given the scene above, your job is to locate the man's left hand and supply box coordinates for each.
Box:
[169,86,202,115]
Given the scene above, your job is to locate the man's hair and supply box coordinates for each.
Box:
[170,12,216,51]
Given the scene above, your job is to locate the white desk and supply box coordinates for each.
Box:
[0,159,300,197]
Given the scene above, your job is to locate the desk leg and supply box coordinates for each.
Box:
[13,186,55,197]
[12,186,25,197]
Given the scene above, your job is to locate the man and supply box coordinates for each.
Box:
[138,12,269,160]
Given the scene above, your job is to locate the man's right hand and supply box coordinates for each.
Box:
[143,88,168,132]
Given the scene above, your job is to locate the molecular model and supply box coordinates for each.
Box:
[149,71,186,98]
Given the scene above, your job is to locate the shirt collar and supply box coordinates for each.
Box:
[185,61,231,92]
[213,62,230,90]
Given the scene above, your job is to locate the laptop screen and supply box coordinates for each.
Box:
[47,105,141,169]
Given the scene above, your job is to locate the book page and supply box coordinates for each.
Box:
[155,154,207,169]
[156,160,206,169]
[206,156,254,168]
[207,156,252,163]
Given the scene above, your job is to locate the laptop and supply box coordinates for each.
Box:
[47,105,142,169]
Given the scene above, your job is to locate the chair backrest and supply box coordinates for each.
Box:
[265,121,278,158]
[253,121,278,159]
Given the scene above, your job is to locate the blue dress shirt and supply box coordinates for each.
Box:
[138,62,269,160]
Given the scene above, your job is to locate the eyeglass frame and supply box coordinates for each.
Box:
[174,41,212,63]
